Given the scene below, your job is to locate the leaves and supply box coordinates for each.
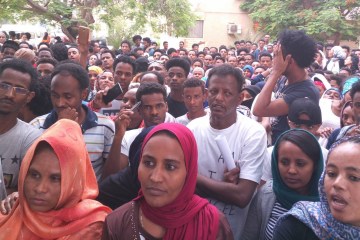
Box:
[241,0,360,43]
[0,0,196,43]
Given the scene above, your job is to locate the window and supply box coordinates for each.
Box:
[187,20,204,38]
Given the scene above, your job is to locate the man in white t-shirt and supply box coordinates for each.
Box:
[187,64,267,239]
[176,78,208,125]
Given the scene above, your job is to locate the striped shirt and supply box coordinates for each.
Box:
[30,105,115,182]
[264,200,288,240]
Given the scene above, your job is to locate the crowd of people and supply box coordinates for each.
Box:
[0,28,359,239]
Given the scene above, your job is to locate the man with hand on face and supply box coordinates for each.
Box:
[253,30,319,144]
[103,82,174,179]
[30,62,115,182]
[188,64,267,239]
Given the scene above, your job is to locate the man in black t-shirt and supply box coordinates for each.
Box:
[253,30,320,144]
[165,58,190,117]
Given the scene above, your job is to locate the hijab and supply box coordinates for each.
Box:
[134,123,220,240]
[275,137,360,239]
[0,119,111,239]
[272,129,324,210]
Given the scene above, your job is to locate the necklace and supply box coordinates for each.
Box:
[140,209,145,228]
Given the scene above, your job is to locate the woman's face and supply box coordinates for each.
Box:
[342,105,355,126]
[344,56,352,67]
[278,141,315,195]
[138,133,186,208]
[324,142,360,226]
[88,70,98,90]
[89,55,98,66]
[0,32,6,44]
[24,145,61,212]
[97,72,114,90]
[323,89,341,100]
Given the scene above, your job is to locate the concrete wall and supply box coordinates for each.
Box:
[182,0,263,49]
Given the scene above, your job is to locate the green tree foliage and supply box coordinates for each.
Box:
[241,0,360,44]
[0,0,195,43]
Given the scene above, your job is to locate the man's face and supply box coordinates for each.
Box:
[220,49,227,58]
[168,66,186,91]
[188,50,196,60]
[134,38,141,46]
[244,54,253,65]
[267,45,273,53]
[148,62,167,79]
[153,52,162,60]
[163,42,168,49]
[179,50,186,57]
[19,43,29,49]
[227,56,237,67]
[38,50,52,59]
[179,41,184,48]
[50,74,86,115]
[139,93,168,127]
[160,55,169,64]
[238,60,245,68]
[2,48,16,58]
[342,47,349,57]
[260,56,272,68]
[209,47,217,54]
[37,63,54,78]
[192,69,204,80]
[207,74,241,120]
[0,68,33,115]
[192,45,199,52]
[114,62,133,93]
[136,49,144,56]
[258,40,265,48]
[68,48,80,62]
[288,113,320,136]
[352,92,360,124]
[252,67,265,79]
[143,41,150,48]
[93,42,100,53]
[121,43,130,54]
[183,86,207,115]
[101,52,114,70]
[204,55,213,66]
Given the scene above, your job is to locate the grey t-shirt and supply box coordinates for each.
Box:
[0,119,41,199]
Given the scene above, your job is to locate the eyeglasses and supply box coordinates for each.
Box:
[0,82,29,95]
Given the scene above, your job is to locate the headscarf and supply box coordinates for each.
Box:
[275,137,360,239]
[342,76,360,96]
[272,129,324,210]
[321,87,341,99]
[243,65,254,77]
[311,73,331,90]
[0,119,111,239]
[331,46,346,60]
[88,65,103,75]
[134,123,220,240]
[340,101,353,128]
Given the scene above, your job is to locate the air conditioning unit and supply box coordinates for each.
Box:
[227,24,241,34]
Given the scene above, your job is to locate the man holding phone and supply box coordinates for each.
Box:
[90,56,136,117]
[253,30,320,144]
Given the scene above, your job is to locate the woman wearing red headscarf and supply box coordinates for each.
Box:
[102,123,233,240]
[0,119,111,239]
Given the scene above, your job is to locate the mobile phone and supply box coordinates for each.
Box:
[131,101,142,111]
[78,26,90,45]
[102,83,123,104]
